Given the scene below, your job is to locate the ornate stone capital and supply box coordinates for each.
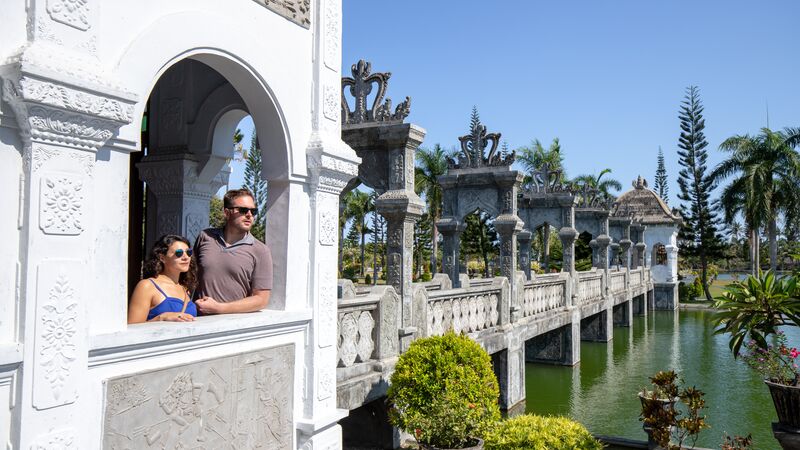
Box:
[306,139,359,195]
[137,154,229,200]
[1,48,137,152]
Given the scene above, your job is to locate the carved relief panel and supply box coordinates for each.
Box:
[33,260,84,410]
[39,174,85,235]
[103,345,295,449]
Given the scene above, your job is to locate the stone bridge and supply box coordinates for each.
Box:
[335,265,655,446]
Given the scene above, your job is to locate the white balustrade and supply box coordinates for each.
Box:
[427,287,500,336]
[610,270,626,294]
[337,297,379,367]
[522,276,567,317]
[576,271,604,303]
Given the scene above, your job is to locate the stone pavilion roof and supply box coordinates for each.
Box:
[611,176,681,225]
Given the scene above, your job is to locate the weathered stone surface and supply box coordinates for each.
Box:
[103,345,295,449]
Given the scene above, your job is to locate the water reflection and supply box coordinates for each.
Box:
[526,310,799,450]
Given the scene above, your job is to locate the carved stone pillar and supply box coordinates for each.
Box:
[542,223,551,270]
[609,242,620,268]
[438,217,466,288]
[2,38,137,446]
[596,235,611,270]
[376,190,424,351]
[517,229,532,280]
[634,242,647,269]
[619,239,632,270]
[589,239,599,268]
[559,227,578,306]
[137,154,229,246]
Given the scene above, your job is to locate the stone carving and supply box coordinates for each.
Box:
[103,345,295,449]
[158,98,184,146]
[528,162,570,194]
[338,312,358,366]
[341,60,410,125]
[448,115,514,169]
[40,175,84,235]
[323,84,339,121]
[318,201,337,246]
[387,227,403,248]
[31,428,77,450]
[317,364,335,401]
[356,311,375,362]
[107,378,151,416]
[318,268,336,347]
[20,77,134,123]
[251,0,311,28]
[158,212,179,237]
[427,288,500,336]
[76,35,97,54]
[47,0,91,31]
[30,145,59,172]
[324,0,340,70]
[184,213,203,243]
[35,272,79,408]
[522,280,566,317]
[27,105,116,149]
[37,19,63,44]
[68,151,94,177]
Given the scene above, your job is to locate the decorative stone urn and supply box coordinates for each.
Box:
[766,380,800,449]
[638,394,677,450]
[420,438,484,450]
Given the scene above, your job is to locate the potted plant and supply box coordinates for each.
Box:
[387,331,500,450]
[713,271,800,432]
[638,370,708,450]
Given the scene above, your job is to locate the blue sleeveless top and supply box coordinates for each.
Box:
[146,279,197,321]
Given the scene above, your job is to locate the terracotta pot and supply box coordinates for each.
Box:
[765,380,800,429]
[420,438,484,450]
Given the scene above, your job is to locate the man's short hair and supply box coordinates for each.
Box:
[223,188,254,208]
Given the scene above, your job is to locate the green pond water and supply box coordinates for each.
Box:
[524,309,800,450]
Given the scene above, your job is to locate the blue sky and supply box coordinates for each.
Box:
[232,0,800,205]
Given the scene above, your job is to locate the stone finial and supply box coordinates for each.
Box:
[529,162,570,194]
[633,176,648,189]
[447,109,514,169]
[341,60,411,125]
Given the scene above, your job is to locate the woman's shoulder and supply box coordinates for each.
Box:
[133,278,157,292]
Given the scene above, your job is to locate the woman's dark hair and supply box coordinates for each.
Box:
[142,234,198,292]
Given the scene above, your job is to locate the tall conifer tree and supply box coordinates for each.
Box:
[654,146,669,204]
[242,133,268,241]
[676,86,723,301]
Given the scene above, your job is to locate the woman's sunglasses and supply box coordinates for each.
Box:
[173,248,193,258]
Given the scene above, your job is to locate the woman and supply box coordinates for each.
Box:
[128,234,198,323]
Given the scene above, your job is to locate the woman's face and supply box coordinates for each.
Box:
[161,241,192,274]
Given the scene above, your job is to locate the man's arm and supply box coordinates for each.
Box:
[195,289,270,314]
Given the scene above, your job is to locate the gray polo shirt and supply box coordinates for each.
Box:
[195,228,273,302]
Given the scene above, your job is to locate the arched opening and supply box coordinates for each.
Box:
[653,243,667,266]
[576,231,594,271]
[126,55,286,309]
[461,209,498,278]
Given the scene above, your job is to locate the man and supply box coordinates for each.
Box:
[194,188,272,314]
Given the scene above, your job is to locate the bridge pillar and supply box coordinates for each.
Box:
[633,293,648,316]
[518,229,532,280]
[491,334,526,415]
[525,320,580,366]
[613,301,632,327]
[581,309,613,342]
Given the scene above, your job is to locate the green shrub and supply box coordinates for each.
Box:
[364,273,372,285]
[484,414,603,450]
[387,332,500,448]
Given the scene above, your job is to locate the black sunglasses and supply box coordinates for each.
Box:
[227,206,258,216]
[173,248,193,258]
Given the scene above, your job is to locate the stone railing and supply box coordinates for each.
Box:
[424,278,506,336]
[610,270,626,294]
[630,267,643,288]
[576,270,604,304]
[337,281,400,370]
[522,273,568,317]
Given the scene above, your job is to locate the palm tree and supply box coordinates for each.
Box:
[572,169,623,207]
[415,144,449,274]
[516,138,565,189]
[516,138,565,269]
[712,128,800,272]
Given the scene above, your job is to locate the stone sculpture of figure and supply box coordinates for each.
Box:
[194,188,273,314]
[128,234,198,323]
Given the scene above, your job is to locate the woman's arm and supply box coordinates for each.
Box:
[127,280,154,324]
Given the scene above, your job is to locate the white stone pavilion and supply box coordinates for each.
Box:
[0,1,356,448]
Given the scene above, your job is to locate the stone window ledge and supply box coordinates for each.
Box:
[88,309,312,367]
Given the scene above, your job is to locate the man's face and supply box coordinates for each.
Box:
[224,194,256,233]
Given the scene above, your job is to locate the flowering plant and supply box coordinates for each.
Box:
[740,331,799,386]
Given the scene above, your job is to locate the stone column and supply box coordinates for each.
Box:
[559,227,578,306]
[495,184,524,308]
[596,234,611,297]
[542,223,551,270]
[377,191,424,351]
[589,239,599,268]
[518,229,532,280]
[137,154,229,247]
[2,47,137,447]
[609,243,620,268]
[634,242,647,269]
[438,217,466,288]
[619,239,632,270]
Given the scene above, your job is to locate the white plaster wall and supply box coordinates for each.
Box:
[0,118,22,345]
[0,368,16,448]
[644,224,678,283]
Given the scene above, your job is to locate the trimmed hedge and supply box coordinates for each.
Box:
[484,414,603,450]
[387,332,500,448]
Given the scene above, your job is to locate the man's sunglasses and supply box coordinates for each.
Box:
[226,206,258,216]
[173,248,193,258]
